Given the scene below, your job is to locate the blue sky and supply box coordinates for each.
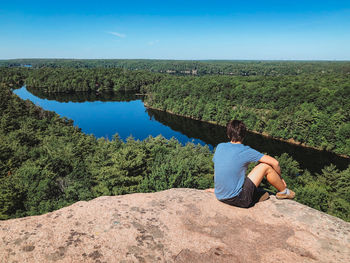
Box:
[1,0,349,60]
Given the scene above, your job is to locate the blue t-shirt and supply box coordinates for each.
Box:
[213,142,264,200]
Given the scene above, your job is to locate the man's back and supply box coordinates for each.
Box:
[213,142,263,200]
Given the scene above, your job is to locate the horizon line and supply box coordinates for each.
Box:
[1,58,350,62]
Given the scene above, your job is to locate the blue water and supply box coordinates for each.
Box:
[12,86,350,173]
[14,87,207,146]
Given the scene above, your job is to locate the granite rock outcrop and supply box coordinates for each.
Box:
[1,188,349,262]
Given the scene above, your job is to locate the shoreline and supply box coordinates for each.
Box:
[12,85,350,159]
[144,102,350,159]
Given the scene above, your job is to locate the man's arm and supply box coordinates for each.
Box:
[259,155,281,176]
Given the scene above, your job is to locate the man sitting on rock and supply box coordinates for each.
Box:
[206,119,295,207]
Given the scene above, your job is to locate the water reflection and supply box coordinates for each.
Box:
[14,87,206,148]
[27,87,139,102]
[146,108,350,173]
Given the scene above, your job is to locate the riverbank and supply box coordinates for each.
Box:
[13,84,350,160]
[12,86,349,174]
[144,102,350,159]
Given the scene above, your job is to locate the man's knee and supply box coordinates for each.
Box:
[257,163,273,174]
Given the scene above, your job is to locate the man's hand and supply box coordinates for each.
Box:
[205,188,215,193]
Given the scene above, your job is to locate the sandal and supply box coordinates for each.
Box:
[276,189,295,199]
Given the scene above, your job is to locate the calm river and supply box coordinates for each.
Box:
[14,86,349,173]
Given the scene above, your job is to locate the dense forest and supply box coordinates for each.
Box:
[145,73,350,156]
[2,66,349,156]
[0,77,213,219]
[0,63,349,222]
[1,58,350,76]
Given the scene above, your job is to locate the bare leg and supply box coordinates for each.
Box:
[248,163,286,192]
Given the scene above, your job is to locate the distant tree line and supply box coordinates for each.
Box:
[24,67,164,93]
[1,58,350,76]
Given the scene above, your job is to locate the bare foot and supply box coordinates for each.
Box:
[205,188,215,193]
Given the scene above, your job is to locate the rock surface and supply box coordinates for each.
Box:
[1,188,349,263]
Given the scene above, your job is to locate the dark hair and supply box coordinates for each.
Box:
[226,120,246,142]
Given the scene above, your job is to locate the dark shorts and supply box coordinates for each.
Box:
[219,177,257,208]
